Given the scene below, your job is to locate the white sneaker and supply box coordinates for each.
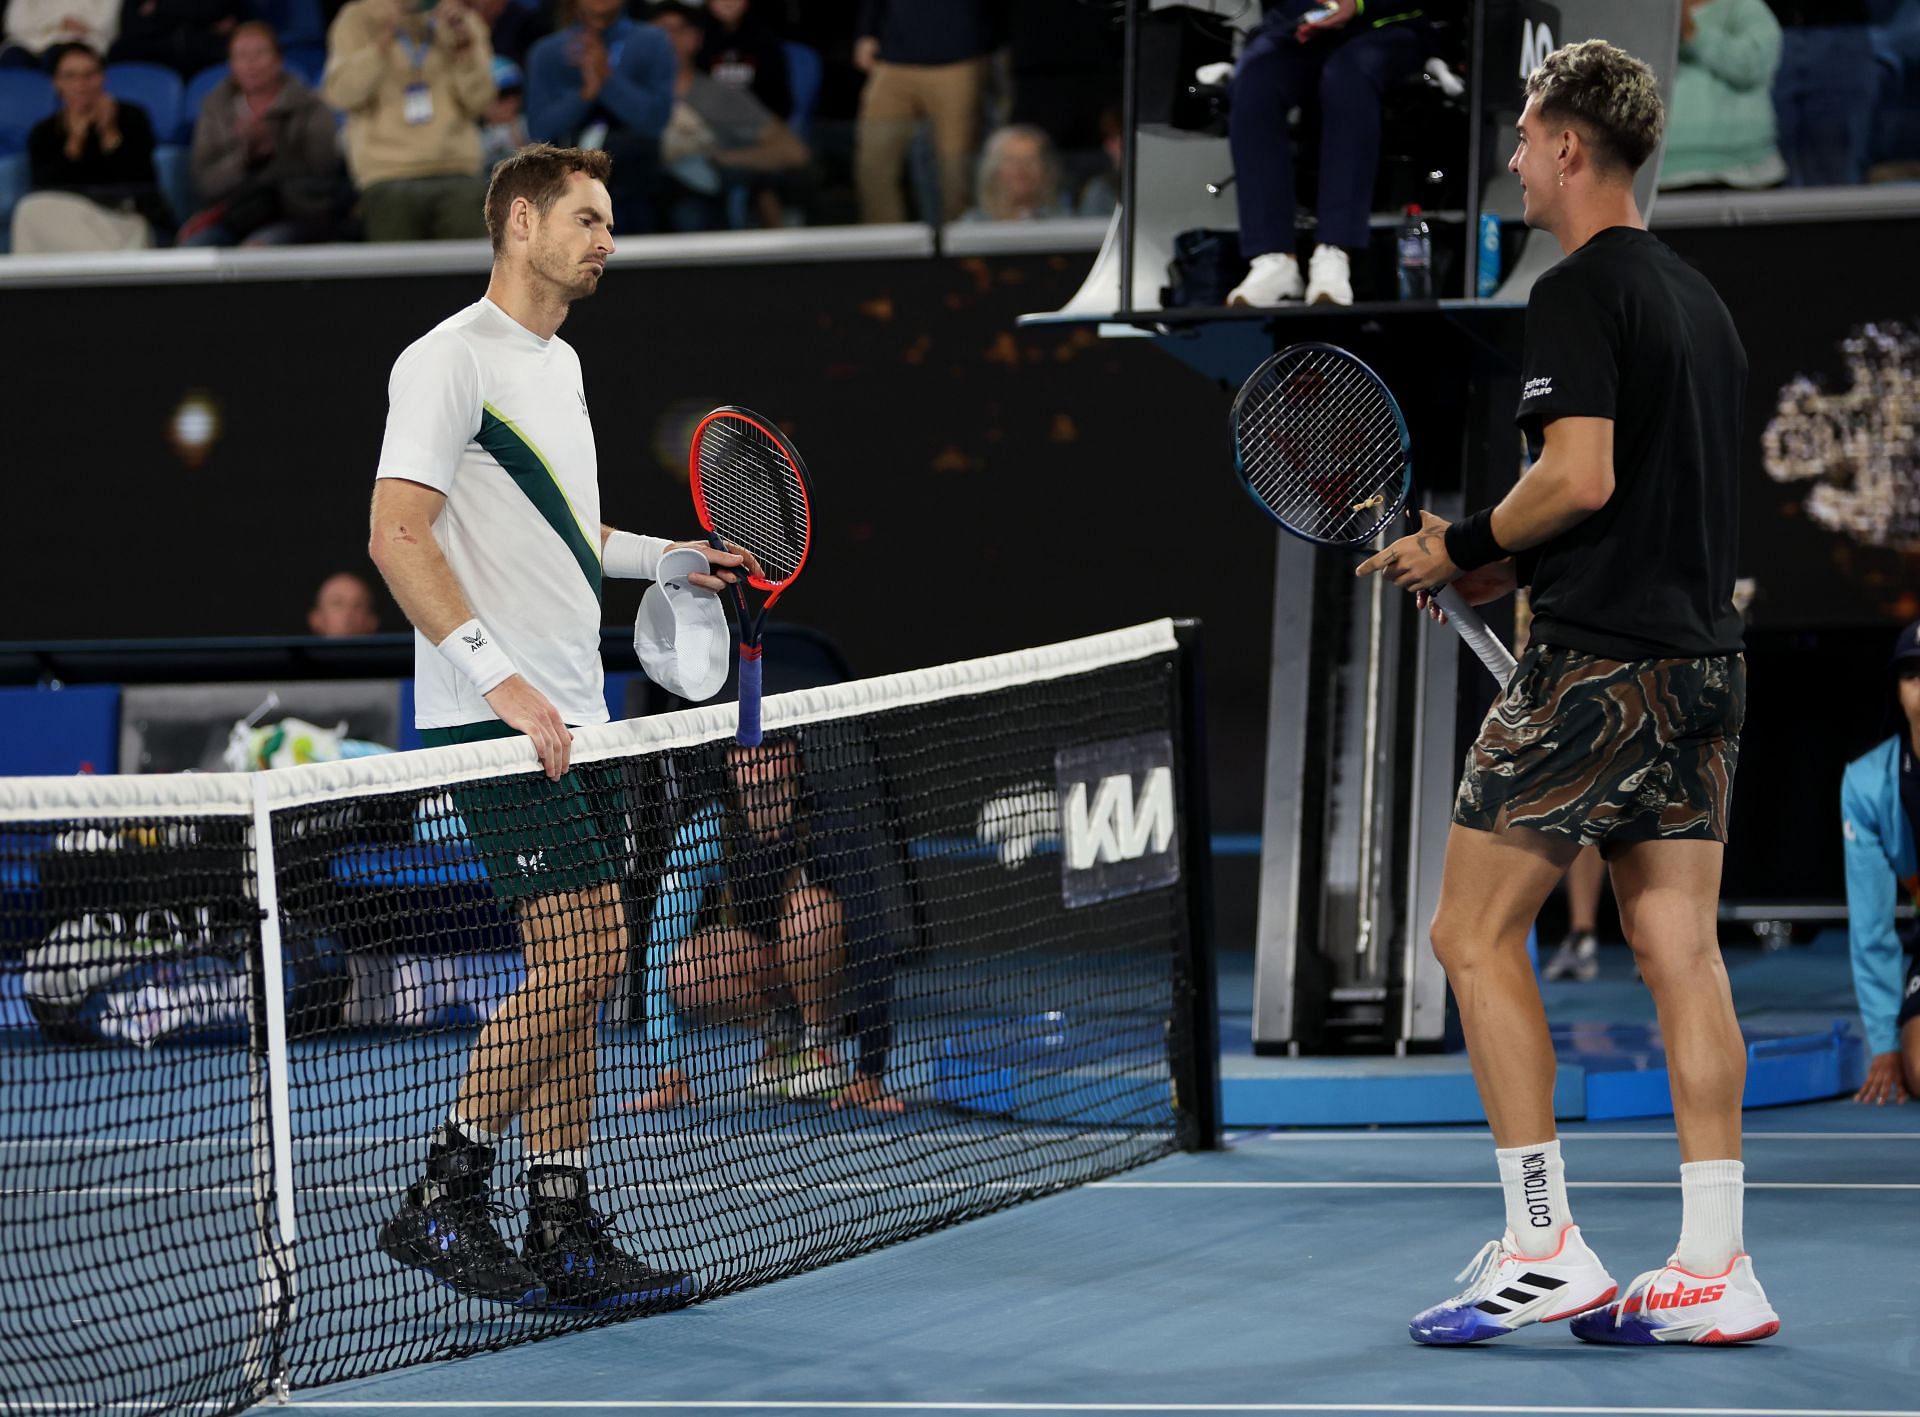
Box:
[1227,252,1304,306]
[1408,1225,1618,1345]
[1543,931,1599,982]
[1571,1254,1781,1345]
[1306,244,1353,306]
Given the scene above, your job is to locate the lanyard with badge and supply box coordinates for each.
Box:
[399,11,434,125]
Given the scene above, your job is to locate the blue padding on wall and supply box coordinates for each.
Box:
[0,685,121,775]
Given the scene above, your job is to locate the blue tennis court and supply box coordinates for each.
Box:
[283,1097,1919,1417]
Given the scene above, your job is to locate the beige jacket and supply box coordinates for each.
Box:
[323,0,494,187]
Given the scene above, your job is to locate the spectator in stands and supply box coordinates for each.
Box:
[959,122,1066,222]
[108,0,242,76]
[1661,0,1786,190]
[1073,103,1121,218]
[1842,618,1920,1105]
[469,0,544,66]
[626,734,903,1117]
[651,0,806,230]
[324,0,496,242]
[307,570,381,636]
[1,0,118,69]
[1768,0,1876,185]
[1224,0,1432,308]
[524,0,673,231]
[853,0,1003,223]
[12,42,163,251]
[479,53,528,169]
[180,21,341,245]
[698,0,790,122]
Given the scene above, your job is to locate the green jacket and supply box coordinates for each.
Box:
[1661,0,1785,189]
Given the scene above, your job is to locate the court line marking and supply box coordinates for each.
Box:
[10,1181,1917,1200]
[258,1401,1920,1416]
[1228,1128,1920,1144]
[17,1406,1920,1417]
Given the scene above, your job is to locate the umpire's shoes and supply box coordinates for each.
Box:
[379,1183,547,1308]
[524,1184,698,1312]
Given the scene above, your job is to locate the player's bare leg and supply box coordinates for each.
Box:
[1607,839,1742,1161]
[1429,823,1582,1145]
[1573,837,1778,1345]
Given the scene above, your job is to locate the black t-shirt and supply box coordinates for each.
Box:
[1513,226,1746,660]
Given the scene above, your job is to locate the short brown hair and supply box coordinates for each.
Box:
[230,20,281,55]
[484,144,615,254]
[1524,39,1664,175]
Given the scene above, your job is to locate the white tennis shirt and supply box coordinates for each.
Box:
[377,298,608,730]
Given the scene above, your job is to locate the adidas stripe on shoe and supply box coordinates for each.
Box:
[1571,1254,1780,1345]
[1410,1225,1617,1346]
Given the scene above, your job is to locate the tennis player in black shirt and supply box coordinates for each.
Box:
[1359,40,1780,1347]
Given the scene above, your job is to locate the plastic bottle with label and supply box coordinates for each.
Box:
[1396,204,1433,301]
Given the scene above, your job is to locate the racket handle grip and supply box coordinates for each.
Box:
[1433,586,1517,685]
[736,644,763,747]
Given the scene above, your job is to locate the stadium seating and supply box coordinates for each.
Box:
[0,71,54,254]
[246,0,326,50]
[184,65,231,131]
[103,62,186,143]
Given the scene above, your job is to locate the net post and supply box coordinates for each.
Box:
[245,776,298,1403]
[1170,618,1222,1151]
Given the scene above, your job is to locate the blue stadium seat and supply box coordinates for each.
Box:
[0,69,56,154]
[0,152,29,254]
[248,0,325,51]
[281,46,327,86]
[104,62,186,144]
[154,144,195,227]
[783,41,822,140]
[184,64,231,137]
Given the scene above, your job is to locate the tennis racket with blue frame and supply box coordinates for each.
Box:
[1230,342,1516,683]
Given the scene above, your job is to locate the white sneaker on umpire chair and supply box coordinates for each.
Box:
[1306,244,1353,306]
[1227,252,1305,306]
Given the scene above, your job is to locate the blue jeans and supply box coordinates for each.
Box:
[1228,10,1425,256]
[1773,25,1874,186]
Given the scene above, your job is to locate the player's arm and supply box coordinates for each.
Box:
[1485,416,1614,550]
[599,522,753,591]
[369,479,573,780]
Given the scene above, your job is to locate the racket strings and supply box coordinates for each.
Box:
[1237,347,1406,546]
[695,420,810,584]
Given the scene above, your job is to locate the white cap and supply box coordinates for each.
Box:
[635,546,730,701]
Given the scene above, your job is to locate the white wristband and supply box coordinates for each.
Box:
[436,619,517,695]
[603,530,672,581]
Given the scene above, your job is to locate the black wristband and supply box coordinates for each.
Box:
[1444,507,1508,572]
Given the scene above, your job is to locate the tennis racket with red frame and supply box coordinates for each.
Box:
[688,406,814,746]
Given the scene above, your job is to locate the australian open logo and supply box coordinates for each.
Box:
[1055,733,1180,908]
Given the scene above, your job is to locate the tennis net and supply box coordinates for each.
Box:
[0,618,1217,1416]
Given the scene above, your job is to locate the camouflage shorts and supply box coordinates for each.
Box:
[1453,646,1745,847]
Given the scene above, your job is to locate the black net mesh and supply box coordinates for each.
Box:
[0,817,282,1417]
[0,632,1204,1415]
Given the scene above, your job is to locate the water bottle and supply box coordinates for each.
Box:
[1476,211,1502,298]
[1396,204,1433,301]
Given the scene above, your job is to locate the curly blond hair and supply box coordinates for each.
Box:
[1524,39,1664,174]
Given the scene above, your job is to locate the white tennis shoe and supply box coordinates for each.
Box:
[1571,1254,1780,1345]
[1409,1225,1618,1345]
[1306,245,1353,306]
[1227,252,1305,306]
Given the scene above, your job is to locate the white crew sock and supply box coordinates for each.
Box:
[1495,1139,1571,1256]
[1675,1158,1744,1275]
[446,1109,500,1146]
[527,1147,591,1176]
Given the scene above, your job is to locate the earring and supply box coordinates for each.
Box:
[1557,170,1565,187]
